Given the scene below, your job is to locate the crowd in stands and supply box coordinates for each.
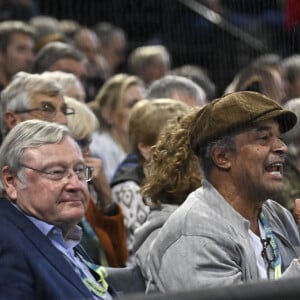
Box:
[2,1,300,299]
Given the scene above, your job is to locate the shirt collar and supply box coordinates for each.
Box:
[12,202,82,242]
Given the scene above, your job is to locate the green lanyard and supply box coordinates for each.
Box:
[76,252,109,297]
[65,251,109,298]
[259,211,282,279]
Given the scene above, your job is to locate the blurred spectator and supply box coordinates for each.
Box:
[0,20,35,91]
[31,41,87,82]
[88,73,145,181]
[251,53,282,68]
[0,71,68,139]
[58,19,81,41]
[42,71,86,102]
[0,0,38,21]
[272,97,300,213]
[128,45,170,87]
[224,63,286,104]
[171,64,216,101]
[282,54,300,101]
[146,75,207,106]
[94,22,127,76]
[29,15,65,52]
[73,27,110,101]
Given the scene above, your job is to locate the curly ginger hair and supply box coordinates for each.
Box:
[142,107,202,207]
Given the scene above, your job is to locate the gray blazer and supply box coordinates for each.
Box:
[147,180,300,293]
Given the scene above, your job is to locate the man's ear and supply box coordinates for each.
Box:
[210,146,231,171]
[4,111,22,130]
[2,166,18,201]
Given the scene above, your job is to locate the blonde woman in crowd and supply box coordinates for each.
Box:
[88,73,145,181]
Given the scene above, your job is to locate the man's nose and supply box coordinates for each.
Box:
[64,169,85,188]
[273,137,288,155]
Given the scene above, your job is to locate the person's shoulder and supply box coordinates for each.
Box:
[0,197,17,218]
[111,153,144,187]
[0,200,32,245]
[90,131,112,148]
[264,199,291,215]
[264,199,297,227]
[112,180,140,192]
[153,189,203,238]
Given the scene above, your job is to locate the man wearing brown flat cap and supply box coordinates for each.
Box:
[146,91,300,293]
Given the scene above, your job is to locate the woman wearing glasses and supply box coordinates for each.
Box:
[0,71,74,142]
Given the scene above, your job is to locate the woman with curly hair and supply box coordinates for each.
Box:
[134,107,203,284]
[111,98,189,264]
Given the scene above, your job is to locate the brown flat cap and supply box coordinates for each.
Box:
[189,91,297,152]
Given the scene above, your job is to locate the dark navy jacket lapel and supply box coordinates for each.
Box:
[0,198,94,298]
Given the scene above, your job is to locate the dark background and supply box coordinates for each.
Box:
[3,0,294,96]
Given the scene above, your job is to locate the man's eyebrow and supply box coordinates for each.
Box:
[255,125,272,132]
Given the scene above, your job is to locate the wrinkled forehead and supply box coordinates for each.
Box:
[22,136,83,162]
[30,92,65,106]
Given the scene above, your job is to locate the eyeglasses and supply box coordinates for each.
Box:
[20,164,93,182]
[261,237,275,278]
[14,102,75,119]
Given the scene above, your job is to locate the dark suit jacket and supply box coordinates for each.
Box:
[0,197,115,300]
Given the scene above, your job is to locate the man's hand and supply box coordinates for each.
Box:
[293,199,300,224]
[84,156,113,209]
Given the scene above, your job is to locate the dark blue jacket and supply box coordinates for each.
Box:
[110,152,144,188]
[0,198,116,300]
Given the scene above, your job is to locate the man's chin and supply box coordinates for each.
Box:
[266,184,283,199]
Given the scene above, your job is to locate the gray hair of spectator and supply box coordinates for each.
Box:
[171,65,216,101]
[0,119,71,193]
[128,98,189,153]
[146,75,207,106]
[0,20,36,52]
[93,22,125,47]
[59,19,81,40]
[41,71,81,94]
[0,72,63,137]
[31,41,84,73]
[282,55,300,84]
[282,98,300,158]
[128,45,170,76]
[29,15,60,41]
[251,53,282,68]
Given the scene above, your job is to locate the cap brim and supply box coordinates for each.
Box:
[254,110,297,133]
